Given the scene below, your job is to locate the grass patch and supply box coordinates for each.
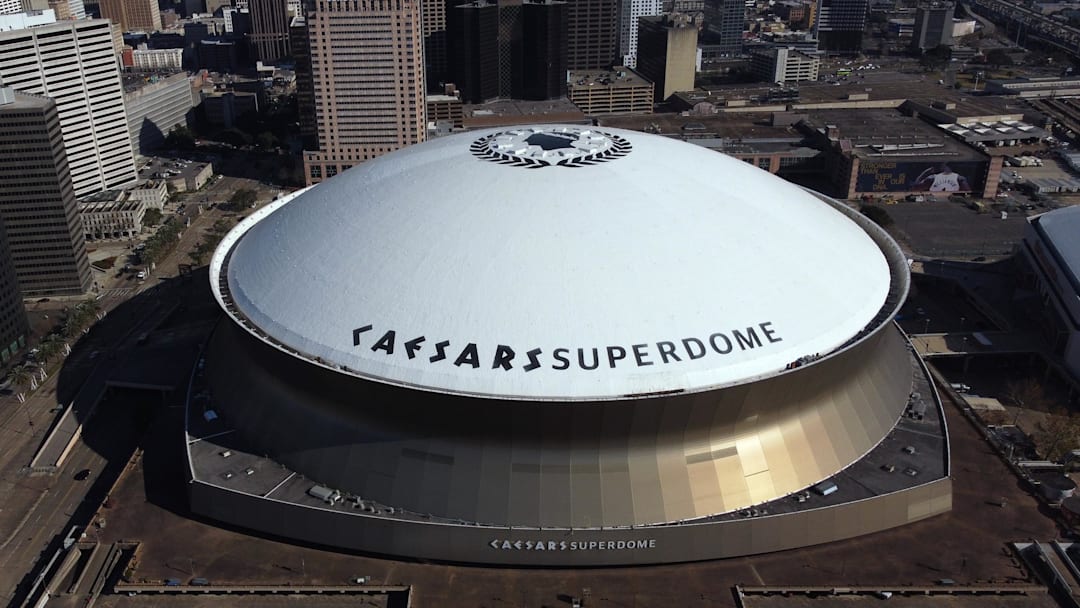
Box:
[91,256,118,271]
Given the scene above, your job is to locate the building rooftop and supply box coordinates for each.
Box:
[1031,205,1080,301]
[569,67,651,89]
[600,112,802,140]
[461,98,587,128]
[212,126,901,400]
[905,95,1031,121]
[0,88,53,112]
[122,71,187,93]
[806,109,987,161]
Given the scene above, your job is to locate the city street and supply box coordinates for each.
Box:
[0,173,281,607]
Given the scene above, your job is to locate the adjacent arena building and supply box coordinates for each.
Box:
[186,125,951,566]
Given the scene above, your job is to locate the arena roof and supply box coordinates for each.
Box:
[215,125,894,400]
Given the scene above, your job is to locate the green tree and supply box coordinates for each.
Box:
[36,336,64,367]
[229,188,257,210]
[1036,409,1080,462]
[164,125,196,150]
[255,131,279,150]
[987,48,1013,68]
[142,208,163,226]
[210,218,234,234]
[6,364,33,392]
[920,45,952,70]
[860,204,894,228]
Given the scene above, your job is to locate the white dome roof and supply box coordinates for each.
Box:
[215,125,893,400]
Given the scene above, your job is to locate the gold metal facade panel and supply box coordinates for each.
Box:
[210,319,914,528]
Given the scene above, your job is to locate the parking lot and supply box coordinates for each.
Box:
[885,199,1033,259]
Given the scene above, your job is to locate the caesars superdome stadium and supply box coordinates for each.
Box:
[185,125,951,566]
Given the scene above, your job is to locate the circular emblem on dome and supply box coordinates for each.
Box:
[470,127,632,169]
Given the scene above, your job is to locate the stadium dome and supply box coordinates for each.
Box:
[190,125,938,565]
[221,125,891,400]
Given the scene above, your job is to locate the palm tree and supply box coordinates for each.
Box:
[37,338,63,367]
[77,298,101,318]
[62,315,81,339]
[6,364,33,393]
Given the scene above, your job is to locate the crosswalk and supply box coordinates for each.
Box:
[98,288,135,298]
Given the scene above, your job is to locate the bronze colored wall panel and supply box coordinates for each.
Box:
[206,318,914,529]
[187,477,954,565]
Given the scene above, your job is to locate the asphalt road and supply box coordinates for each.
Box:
[0,169,282,607]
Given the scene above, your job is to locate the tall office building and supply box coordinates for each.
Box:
[566,0,617,70]
[0,18,138,198]
[0,0,22,14]
[447,1,499,103]
[911,0,953,51]
[123,71,194,154]
[290,15,316,150]
[637,12,697,101]
[447,0,564,103]
[0,86,92,296]
[521,0,565,99]
[421,0,447,89]
[703,0,743,54]
[0,213,29,364]
[249,0,289,61]
[495,0,522,99]
[618,0,661,67]
[99,0,162,30]
[300,0,425,185]
[813,0,867,52]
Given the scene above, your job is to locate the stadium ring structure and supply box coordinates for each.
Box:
[186,125,951,566]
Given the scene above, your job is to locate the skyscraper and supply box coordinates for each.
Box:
[566,0,617,70]
[813,0,867,52]
[421,0,447,89]
[0,85,92,296]
[0,17,138,198]
[447,0,564,103]
[290,14,316,150]
[447,0,499,103]
[619,0,661,68]
[521,0,565,99]
[911,1,953,51]
[249,0,289,62]
[703,0,743,54]
[98,0,162,30]
[300,0,425,185]
[0,213,29,364]
[637,12,697,101]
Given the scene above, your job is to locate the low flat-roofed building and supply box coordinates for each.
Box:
[1021,205,1080,381]
[201,90,257,128]
[772,0,810,27]
[79,190,146,241]
[127,179,168,209]
[758,30,819,52]
[568,68,654,115]
[801,108,1001,200]
[427,94,464,130]
[599,111,824,175]
[0,9,57,31]
[749,46,819,85]
[170,162,213,192]
[131,47,184,70]
[461,98,588,130]
[986,77,1080,98]
[904,98,1049,148]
